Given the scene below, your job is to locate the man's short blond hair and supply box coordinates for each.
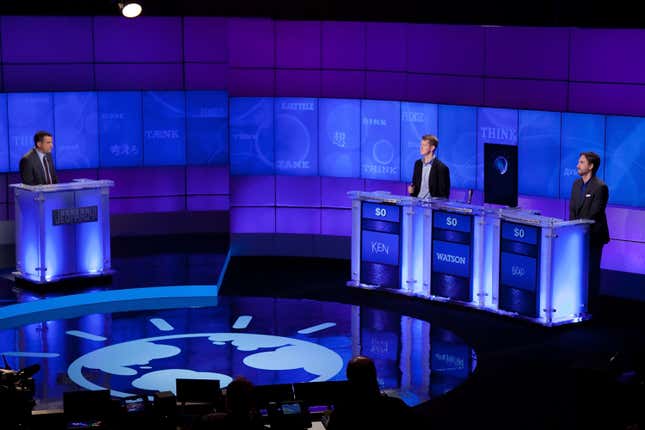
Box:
[422,134,438,148]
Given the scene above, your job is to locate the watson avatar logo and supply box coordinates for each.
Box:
[494,156,509,175]
[67,318,343,397]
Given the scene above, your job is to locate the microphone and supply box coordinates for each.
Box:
[467,188,473,205]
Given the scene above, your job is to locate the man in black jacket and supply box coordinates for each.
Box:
[19,130,58,186]
[569,151,609,315]
[407,134,450,199]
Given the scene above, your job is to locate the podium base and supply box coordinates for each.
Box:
[13,271,114,291]
[347,282,593,327]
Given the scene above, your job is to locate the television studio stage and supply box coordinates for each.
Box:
[0,8,645,430]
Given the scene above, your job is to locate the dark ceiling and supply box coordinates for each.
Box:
[0,0,642,29]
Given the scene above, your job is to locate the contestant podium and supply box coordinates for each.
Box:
[10,180,114,283]
[348,191,593,326]
[494,209,593,325]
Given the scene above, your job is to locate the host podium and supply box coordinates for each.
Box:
[348,191,593,326]
[10,180,114,284]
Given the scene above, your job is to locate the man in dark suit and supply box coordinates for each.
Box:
[407,134,450,199]
[19,131,58,186]
[569,151,609,315]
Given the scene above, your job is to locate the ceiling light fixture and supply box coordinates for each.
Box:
[118,1,142,18]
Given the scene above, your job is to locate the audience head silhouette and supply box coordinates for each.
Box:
[225,376,255,415]
[346,355,380,397]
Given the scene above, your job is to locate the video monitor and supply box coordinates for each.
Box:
[175,378,221,404]
[254,383,294,409]
[293,381,350,407]
[484,143,518,207]
[63,389,111,425]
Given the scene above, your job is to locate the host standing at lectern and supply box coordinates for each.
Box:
[20,131,58,186]
[407,134,451,199]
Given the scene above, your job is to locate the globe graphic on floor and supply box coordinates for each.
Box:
[67,332,344,397]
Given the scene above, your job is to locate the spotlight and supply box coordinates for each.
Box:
[118,1,142,18]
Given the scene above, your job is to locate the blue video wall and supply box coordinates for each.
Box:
[229,97,274,175]
[186,91,228,165]
[319,99,361,178]
[0,90,643,208]
[99,92,143,167]
[275,98,318,176]
[0,95,9,173]
[360,100,401,181]
[401,102,438,182]
[8,93,54,171]
[0,90,228,171]
[560,113,605,199]
[605,116,645,207]
[229,97,645,208]
[518,110,561,198]
[143,91,186,166]
[54,92,100,170]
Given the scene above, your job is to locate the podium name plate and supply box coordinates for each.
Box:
[53,206,99,226]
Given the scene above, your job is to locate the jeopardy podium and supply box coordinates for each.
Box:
[348,191,492,307]
[494,209,594,325]
[10,180,114,283]
[348,191,594,326]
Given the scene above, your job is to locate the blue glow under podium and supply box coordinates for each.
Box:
[10,180,114,283]
[349,191,594,326]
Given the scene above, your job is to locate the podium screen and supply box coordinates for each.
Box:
[360,202,401,288]
[499,221,541,317]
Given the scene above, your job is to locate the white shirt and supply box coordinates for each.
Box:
[418,158,434,199]
[36,149,51,183]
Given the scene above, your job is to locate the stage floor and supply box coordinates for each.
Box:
[0,294,475,412]
[1,233,644,430]
[0,234,475,413]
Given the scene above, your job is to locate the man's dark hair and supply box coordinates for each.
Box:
[580,151,601,175]
[225,376,256,415]
[33,131,52,146]
[346,356,380,397]
[422,134,439,149]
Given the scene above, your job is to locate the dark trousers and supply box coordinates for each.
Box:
[587,243,604,314]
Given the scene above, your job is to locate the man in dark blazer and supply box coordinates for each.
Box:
[20,131,58,186]
[569,151,609,315]
[407,134,450,199]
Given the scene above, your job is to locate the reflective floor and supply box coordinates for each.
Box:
[1,234,644,430]
[0,294,476,411]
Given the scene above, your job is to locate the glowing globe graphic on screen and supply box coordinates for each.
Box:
[67,332,344,398]
[276,114,312,163]
[372,139,395,165]
[494,156,509,175]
